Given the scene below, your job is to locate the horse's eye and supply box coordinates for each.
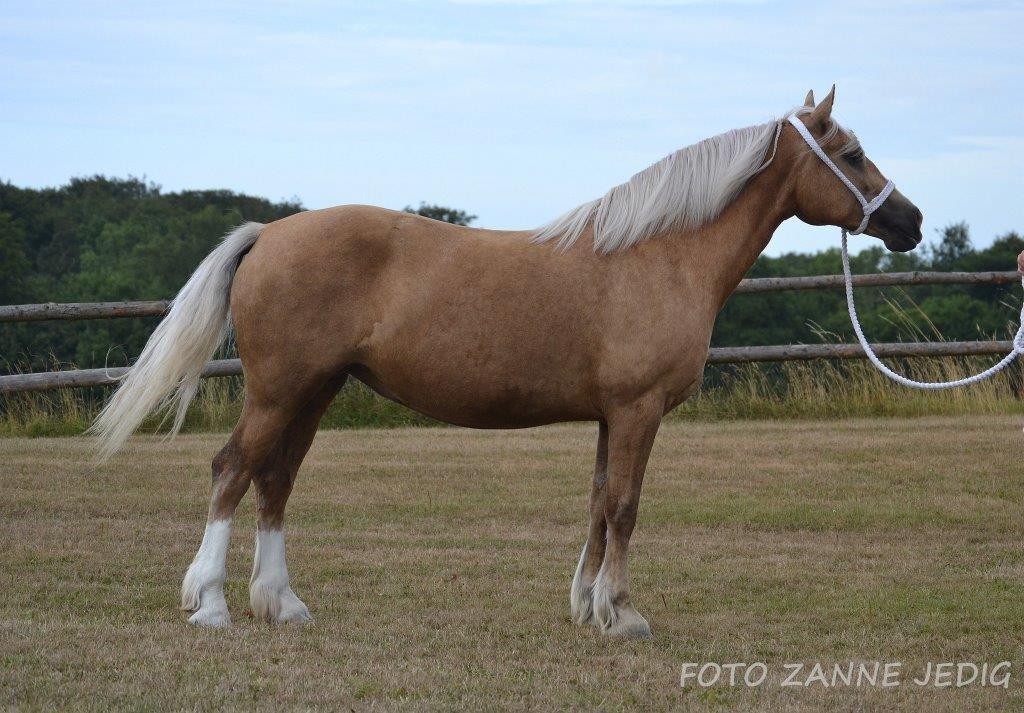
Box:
[845,150,865,167]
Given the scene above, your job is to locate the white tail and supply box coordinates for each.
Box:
[89,222,265,461]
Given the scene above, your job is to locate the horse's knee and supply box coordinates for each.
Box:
[605,496,638,531]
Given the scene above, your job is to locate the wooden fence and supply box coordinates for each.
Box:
[2,270,1021,394]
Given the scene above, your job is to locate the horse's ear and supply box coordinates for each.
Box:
[809,84,835,128]
[803,89,815,107]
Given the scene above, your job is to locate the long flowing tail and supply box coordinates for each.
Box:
[89,222,264,461]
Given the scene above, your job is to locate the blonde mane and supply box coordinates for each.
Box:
[532,107,857,253]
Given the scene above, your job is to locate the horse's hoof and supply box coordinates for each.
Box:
[277,594,313,624]
[602,610,653,639]
[250,581,313,624]
[187,605,232,628]
[592,579,652,638]
[591,571,651,637]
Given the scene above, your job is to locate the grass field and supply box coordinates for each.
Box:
[4,417,1024,710]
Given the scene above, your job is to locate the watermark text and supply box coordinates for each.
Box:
[679,661,1011,689]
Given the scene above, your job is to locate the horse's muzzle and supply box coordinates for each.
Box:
[869,195,923,253]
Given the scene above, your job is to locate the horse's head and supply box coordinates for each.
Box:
[786,86,923,252]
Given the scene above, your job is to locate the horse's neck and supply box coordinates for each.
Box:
[670,163,794,310]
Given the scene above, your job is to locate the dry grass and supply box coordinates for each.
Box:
[4,357,1024,439]
[3,418,1024,710]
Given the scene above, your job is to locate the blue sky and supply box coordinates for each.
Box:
[1,0,1021,255]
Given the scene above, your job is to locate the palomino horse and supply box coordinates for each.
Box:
[92,87,922,637]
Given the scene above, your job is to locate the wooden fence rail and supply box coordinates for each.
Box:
[2,271,1019,323]
[0,300,170,323]
[2,342,1018,394]
[0,359,242,394]
[732,270,1021,294]
[2,269,1021,393]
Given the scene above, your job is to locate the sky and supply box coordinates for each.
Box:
[1,0,1022,255]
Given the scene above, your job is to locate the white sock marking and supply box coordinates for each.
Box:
[570,542,594,624]
[250,529,311,623]
[181,519,232,627]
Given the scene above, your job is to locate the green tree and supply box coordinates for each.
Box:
[931,221,973,269]
[0,212,29,304]
[403,202,477,226]
[0,176,304,371]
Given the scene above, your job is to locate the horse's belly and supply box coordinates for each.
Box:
[349,363,599,428]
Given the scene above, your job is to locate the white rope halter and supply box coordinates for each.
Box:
[788,114,1024,389]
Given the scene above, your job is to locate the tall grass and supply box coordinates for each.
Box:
[3,355,1023,438]
[0,375,438,438]
[667,289,1024,421]
[672,357,1024,421]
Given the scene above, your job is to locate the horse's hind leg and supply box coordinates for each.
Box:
[248,376,345,624]
[571,421,609,624]
[180,393,298,627]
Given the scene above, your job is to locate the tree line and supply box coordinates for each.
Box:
[1,176,1021,372]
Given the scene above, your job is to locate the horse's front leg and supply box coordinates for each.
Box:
[571,421,608,624]
[591,400,662,638]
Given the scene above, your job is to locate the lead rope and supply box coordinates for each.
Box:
[785,113,1024,389]
[841,229,1024,389]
